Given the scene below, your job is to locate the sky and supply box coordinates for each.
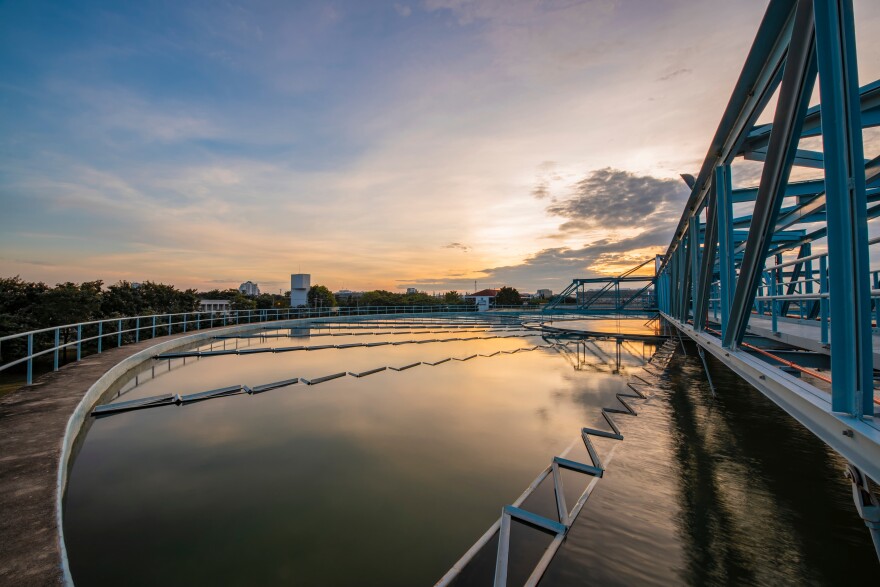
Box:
[1,0,879,295]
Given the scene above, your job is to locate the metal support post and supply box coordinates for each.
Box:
[26,333,33,385]
[815,0,873,415]
[820,256,829,344]
[689,215,701,323]
[716,164,735,344]
[76,325,82,361]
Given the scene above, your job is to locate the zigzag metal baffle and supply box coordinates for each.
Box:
[457,339,679,587]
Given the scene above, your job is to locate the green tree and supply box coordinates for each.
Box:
[402,292,439,306]
[360,290,402,307]
[38,281,103,326]
[442,291,463,305]
[495,286,522,306]
[307,285,336,308]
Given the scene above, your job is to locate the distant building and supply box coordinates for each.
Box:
[464,288,499,311]
[238,280,260,296]
[335,289,364,299]
[537,289,553,299]
[199,299,231,314]
[405,287,418,295]
[291,274,310,307]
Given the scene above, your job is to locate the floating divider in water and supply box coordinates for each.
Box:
[179,384,245,404]
[348,367,387,378]
[102,338,568,418]
[251,378,299,393]
[389,362,421,371]
[91,393,178,415]
[424,358,451,366]
[436,337,679,587]
[301,372,347,385]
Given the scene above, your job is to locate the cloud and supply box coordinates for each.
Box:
[394,3,412,17]
[546,167,688,233]
[401,167,685,291]
[443,242,471,252]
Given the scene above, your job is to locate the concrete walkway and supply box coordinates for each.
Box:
[0,332,198,586]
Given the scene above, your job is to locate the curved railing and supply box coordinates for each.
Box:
[0,305,478,386]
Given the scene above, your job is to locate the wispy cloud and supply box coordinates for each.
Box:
[443,242,471,252]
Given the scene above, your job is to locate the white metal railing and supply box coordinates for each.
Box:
[0,305,477,385]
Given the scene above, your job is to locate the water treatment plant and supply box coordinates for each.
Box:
[2,0,880,585]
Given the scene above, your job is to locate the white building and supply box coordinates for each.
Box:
[199,299,231,314]
[291,274,310,307]
[238,280,260,296]
[335,289,364,300]
[463,288,499,311]
[537,289,553,299]
[405,287,418,295]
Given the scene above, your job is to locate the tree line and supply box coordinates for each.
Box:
[0,276,530,339]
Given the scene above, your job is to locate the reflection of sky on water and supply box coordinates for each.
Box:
[65,319,877,585]
[64,321,651,585]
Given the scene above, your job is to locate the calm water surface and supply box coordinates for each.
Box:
[63,317,878,585]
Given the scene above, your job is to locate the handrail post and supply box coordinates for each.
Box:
[167,314,171,336]
[97,323,102,354]
[118,319,123,347]
[27,333,33,385]
[152,316,157,339]
[771,269,778,333]
[873,272,879,330]
[76,325,82,361]
[183,313,187,333]
[54,328,60,370]
[820,256,829,345]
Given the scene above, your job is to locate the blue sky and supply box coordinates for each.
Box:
[2,0,879,294]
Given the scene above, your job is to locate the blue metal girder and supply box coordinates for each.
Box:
[731,177,826,203]
[660,0,796,271]
[716,165,736,340]
[694,188,718,331]
[744,146,827,169]
[740,78,880,152]
[814,0,873,416]
[724,0,817,348]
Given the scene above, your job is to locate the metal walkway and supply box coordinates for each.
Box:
[655,0,880,557]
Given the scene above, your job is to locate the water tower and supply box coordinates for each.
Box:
[290,274,310,307]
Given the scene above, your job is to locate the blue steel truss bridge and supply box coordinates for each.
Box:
[646,0,880,556]
[547,0,880,558]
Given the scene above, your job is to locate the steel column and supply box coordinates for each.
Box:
[814,0,873,416]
